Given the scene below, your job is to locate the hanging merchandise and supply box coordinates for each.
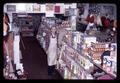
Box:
[54,6,60,13]
[46,4,54,17]
[46,4,54,11]
[40,4,46,13]
[26,4,33,13]
[33,3,41,13]
[70,16,76,30]
[96,14,102,26]
[62,30,72,46]
[64,7,75,16]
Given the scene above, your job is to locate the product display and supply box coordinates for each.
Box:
[36,17,56,51]
[4,3,117,80]
[103,44,117,76]
[56,27,116,79]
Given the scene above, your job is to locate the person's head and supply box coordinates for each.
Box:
[51,26,56,34]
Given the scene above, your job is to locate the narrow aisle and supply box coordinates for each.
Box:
[20,36,62,79]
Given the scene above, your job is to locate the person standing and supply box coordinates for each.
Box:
[47,26,58,76]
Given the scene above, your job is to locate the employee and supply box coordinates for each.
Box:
[47,26,58,76]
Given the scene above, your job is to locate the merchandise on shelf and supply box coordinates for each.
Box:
[37,18,72,52]
[102,43,117,77]
[65,45,76,59]
[62,30,72,46]
[57,40,95,79]
[89,42,111,65]
[57,28,116,79]
[36,18,51,51]
[83,36,97,48]
[72,31,82,49]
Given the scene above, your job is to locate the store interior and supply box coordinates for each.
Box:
[3,3,117,80]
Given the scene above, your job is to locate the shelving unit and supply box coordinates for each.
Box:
[57,42,93,79]
[57,29,116,79]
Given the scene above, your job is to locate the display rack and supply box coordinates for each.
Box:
[57,43,94,79]
[36,17,55,51]
[57,29,116,79]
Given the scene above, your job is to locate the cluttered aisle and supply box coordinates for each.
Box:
[20,36,62,79]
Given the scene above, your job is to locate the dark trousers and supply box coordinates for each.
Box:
[48,65,55,76]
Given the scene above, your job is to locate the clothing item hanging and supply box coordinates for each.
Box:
[96,15,102,26]
[55,6,60,13]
